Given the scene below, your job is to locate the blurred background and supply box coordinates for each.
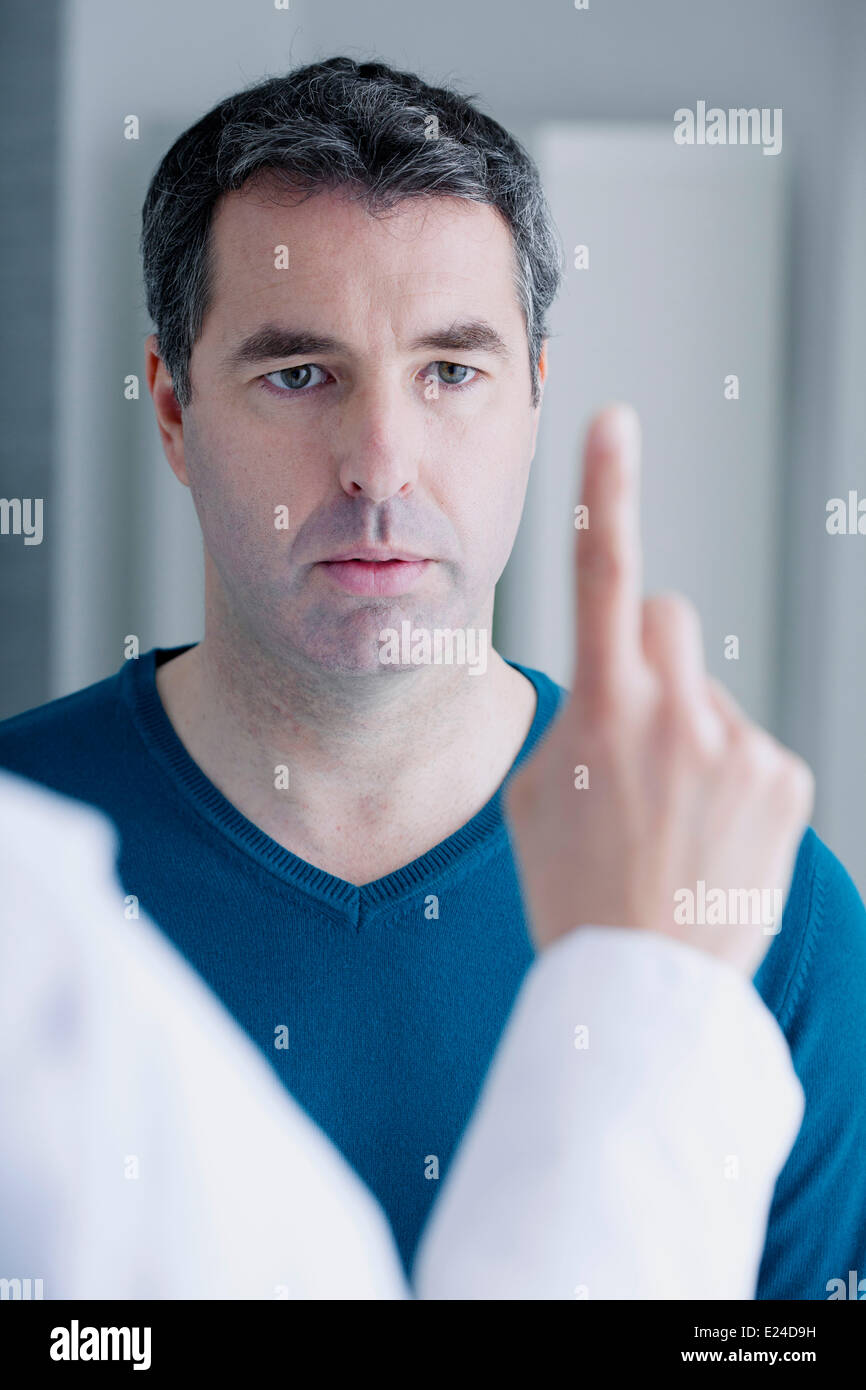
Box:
[1,0,864,889]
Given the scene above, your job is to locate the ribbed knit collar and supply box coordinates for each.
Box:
[121,644,563,917]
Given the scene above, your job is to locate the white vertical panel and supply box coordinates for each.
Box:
[818,0,866,894]
[497,123,786,731]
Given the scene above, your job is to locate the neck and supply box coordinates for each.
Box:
[156,616,538,884]
[195,620,505,773]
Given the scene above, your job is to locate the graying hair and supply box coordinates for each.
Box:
[140,56,563,409]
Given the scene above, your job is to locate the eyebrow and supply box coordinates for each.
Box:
[220,318,513,372]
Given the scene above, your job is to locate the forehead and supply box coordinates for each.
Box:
[204,179,523,340]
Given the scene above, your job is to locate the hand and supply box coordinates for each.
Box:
[503,403,814,975]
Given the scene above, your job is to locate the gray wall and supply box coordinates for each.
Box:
[0,0,59,717]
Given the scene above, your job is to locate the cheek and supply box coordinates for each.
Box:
[185,446,284,590]
[185,416,319,580]
[448,414,532,538]
[196,485,272,593]
[441,456,531,594]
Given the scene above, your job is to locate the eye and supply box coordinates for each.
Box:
[426,361,479,390]
[262,364,329,394]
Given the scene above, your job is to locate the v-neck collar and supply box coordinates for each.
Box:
[121,644,563,921]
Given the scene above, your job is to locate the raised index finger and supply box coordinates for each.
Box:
[574,403,644,707]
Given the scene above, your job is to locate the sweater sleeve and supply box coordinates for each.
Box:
[752,828,866,1299]
[412,924,805,1299]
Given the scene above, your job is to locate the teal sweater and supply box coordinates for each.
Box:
[1,645,864,1299]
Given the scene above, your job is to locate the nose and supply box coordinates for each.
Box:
[336,381,419,503]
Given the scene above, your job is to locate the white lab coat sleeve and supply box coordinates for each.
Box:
[412,922,805,1299]
[0,769,410,1300]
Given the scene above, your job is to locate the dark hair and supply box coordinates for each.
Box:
[140,56,562,410]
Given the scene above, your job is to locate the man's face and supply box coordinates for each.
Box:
[151,179,544,676]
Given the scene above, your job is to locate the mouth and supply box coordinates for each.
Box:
[316,552,432,597]
[323,548,428,563]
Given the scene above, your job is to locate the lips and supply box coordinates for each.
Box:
[317,555,432,597]
[323,549,427,563]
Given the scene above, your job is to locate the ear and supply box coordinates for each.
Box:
[145,333,190,487]
[528,340,548,458]
[538,339,548,385]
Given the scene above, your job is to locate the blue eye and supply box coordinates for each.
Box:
[263,364,328,393]
[428,362,478,389]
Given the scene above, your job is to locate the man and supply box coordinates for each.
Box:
[1,56,864,1298]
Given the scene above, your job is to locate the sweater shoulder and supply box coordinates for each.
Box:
[756,825,866,1031]
[504,660,568,773]
[0,667,123,741]
[0,666,129,799]
[512,662,569,710]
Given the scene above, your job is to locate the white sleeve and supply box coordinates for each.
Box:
[412,923,805,1300]
[0,770,410,1300]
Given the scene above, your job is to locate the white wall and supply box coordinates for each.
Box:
[815,0,866,892]
[497,123,786,734]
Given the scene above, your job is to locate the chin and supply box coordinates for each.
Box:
[290,598,472,677]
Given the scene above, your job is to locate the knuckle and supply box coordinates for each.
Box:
[654,683,685,734]
[653,690,709,763]
[645,591,702,642]
[654,590,699,625]
[727,714,757,754]
[777,753,816,813]
[579,686,629,748]
[737,727,805,799]
[678,702,721,762]
[578,543,627,590]
[730,723,774,782]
